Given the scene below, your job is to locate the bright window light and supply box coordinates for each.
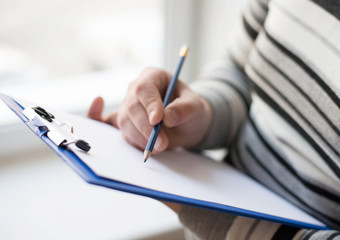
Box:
[0,0,166,157]
[0,0,165,82]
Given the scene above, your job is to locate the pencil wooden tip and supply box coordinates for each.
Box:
[144,150,151,163]
[179,45,189,57]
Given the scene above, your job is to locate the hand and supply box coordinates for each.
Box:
[87,67,213,154]
[161,201,182,213]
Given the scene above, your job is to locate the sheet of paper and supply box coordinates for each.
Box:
[46,109,323,227]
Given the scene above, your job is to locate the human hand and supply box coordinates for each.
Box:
[87,67,212,154]
[161,201,182,213]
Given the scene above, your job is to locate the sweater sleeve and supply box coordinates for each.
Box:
[190,57,252,149]
[188,0,272,150]
[179,0,340,238]
[178,206,340,240]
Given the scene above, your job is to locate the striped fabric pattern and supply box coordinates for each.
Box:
[179,0,340,239]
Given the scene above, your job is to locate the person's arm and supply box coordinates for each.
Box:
[175,0,340,238]
[188,56,252,149]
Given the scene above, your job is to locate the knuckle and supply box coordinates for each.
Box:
[187,99,199,114]
[122,133,132,145]
[189,102,197,114]
[127,101,139,114]
[122,132,144,150]
[117,114,127,129]
[135,83,146,96]
[141,125,152,137]
[195,99,205,115]
[175,101,196,122]
[141,67,166,84]
[142,67,157,75]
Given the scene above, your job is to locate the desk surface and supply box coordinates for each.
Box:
[0,149,183,240]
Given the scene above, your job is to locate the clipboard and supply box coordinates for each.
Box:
[0,93,329,230]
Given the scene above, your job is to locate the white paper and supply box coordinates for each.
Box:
[49,110,324,227]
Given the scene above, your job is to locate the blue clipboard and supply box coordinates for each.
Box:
[0,93,329,230]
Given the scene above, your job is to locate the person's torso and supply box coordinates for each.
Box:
[229,0,340,229]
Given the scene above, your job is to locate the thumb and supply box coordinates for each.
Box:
[163,95,199,127]
[87,96,104,121]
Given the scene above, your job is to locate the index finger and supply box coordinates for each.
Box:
[136,83,163,125]
[135,69,170,125]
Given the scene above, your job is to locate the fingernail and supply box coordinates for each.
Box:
[165,109,178,126]
[155,136,163,150]
[149,110,156,123]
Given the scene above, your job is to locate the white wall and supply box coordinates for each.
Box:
[192,0,246,78]
[0,0,245,83]
[164,0,246,82]
[0,0,164,79]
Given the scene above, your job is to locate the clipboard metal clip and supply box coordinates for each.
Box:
[24,106,91,152]
[33,106,55,122]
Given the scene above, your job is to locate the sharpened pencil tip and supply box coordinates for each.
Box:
[144,150,151,163]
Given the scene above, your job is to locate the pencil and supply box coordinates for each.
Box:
[144,45,189,162]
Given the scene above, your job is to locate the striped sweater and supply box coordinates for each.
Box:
[179,0,340,239]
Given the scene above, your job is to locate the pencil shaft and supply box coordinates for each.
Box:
[163,57,185,107]
[145,121,162,152]
[145,56,186,153]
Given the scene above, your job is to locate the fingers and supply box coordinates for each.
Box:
[118,117,148,150]
[117,103,169,151]
[118,67,171,152]
[163,89,200,127]
[89,68,176,152]
[126,100,153,139]
[134,68,171,125]
[87,96,120,129]
[153,129,169,152]
[136,83,164,125]
[87,96,104,121]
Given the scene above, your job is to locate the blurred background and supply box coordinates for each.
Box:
[0,0,245,239]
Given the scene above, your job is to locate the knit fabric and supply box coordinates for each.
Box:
[179,0,340,239]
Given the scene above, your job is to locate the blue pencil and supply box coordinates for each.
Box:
[144,46,189,162]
